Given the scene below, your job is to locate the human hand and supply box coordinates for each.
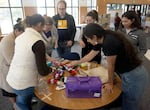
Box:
[50,57,58,62]
[79,40,85,48]
[46,55,57,62]
[46,54,52,62]
[54,44,58,49]
[103,82,113,94]
[67,40,73,47]
[66,60,79,67]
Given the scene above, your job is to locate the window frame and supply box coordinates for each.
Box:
[36,0,97,25]
[0,0,24,35]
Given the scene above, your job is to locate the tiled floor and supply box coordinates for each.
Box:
[1,36,150,110]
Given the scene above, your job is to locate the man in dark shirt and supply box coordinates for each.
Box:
[53,0,76,57]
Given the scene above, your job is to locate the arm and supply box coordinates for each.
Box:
[69,15,76,42]
[138,32,147,57]
[52,15,58,28]
[46,53,57,62]
[79,27,86,48]
[79,26,84,40]
[52,25,58,48]
[103,55,116,93]
[67,16,76,47]
[70,50,99,66]
[46,54,52,62]
[79,39,86,48]
[32,40,52,76]
[2,37,14,65]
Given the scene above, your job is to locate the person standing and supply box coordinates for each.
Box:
[69,23,148,110]
[79,10,101,64]
[42,16,58,56]
[6,14,52,110]
[0,23,24,110]
[53,0,76,57]
[114,12,121,31]
[120,11,147,58]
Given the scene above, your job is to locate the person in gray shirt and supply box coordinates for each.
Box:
[120,11,147,58]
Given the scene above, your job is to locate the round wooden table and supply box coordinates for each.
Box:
[34,63,122,110]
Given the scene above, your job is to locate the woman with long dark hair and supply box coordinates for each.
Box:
[120,11,147,58]
[70,23,148,110]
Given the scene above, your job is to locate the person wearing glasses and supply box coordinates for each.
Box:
[53,0,76,58]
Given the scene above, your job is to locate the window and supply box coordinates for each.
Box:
[87,0,97,12]
[0,0,23,35]
[37,0,97,25]
[37,0,56,17]
[107,4,123,11]
[37,0,79,24]
[65,0,79,24]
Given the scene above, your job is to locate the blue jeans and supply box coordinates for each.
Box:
[57,41,71,58]
[120,65,148,110]
[13,87,34,110]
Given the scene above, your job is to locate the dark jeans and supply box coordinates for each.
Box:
[13,87,34,110]
[57,41,71,58]
[120,65,148,110]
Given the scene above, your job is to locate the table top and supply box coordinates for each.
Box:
[34,63,122,110]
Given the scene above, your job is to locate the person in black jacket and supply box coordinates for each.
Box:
[53,0,76,58]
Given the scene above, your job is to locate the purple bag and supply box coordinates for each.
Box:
[66,76,102,98]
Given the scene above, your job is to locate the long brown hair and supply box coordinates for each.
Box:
[87,10,99,22]
[122,11,142,29]
[106,30,141,65]
[83,23,141,65]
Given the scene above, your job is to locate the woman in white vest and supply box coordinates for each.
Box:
[6,14,52,110]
